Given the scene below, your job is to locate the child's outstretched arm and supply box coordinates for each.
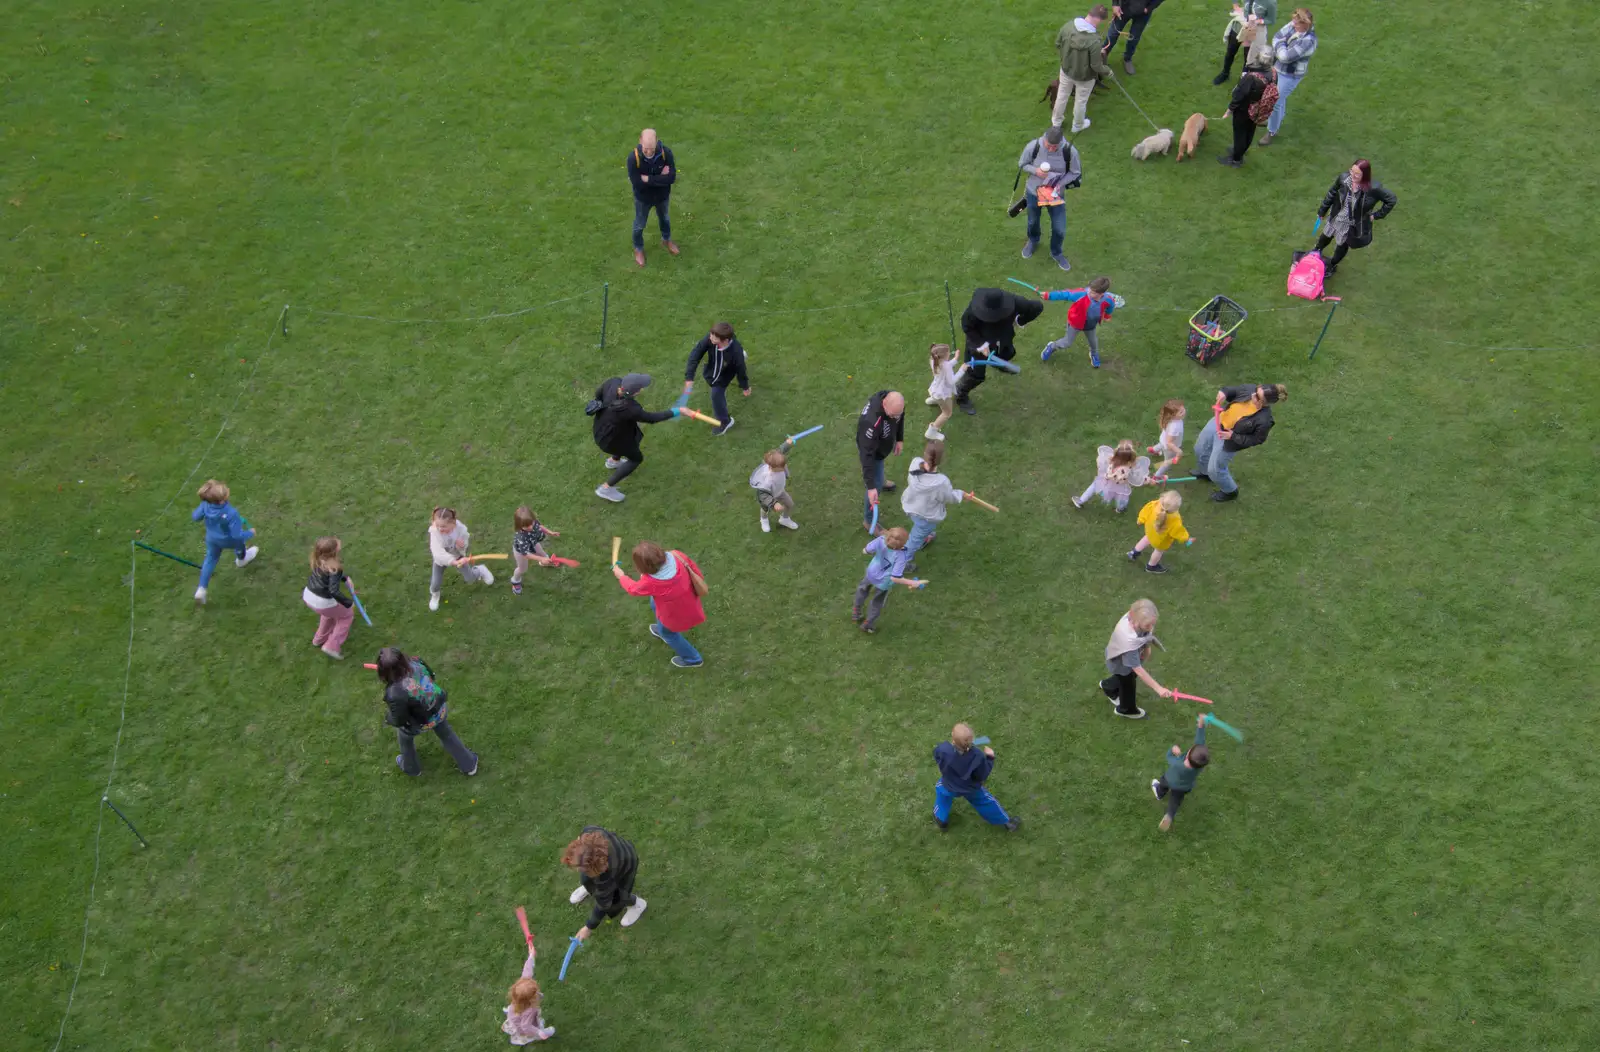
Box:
[889,576,928,589]
[521,947,536,980]
[1135,666,1172,698]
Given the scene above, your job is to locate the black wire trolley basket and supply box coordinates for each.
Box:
[1186,295,1247,366]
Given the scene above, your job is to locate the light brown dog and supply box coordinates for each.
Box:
[1177,112,1207,162]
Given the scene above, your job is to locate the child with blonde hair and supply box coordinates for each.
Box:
[923,343,967,441]
[1128,490,1195,574]
[1148,399,1187,479]
[190,478,258,605]
[1072,440,1151,512]
[510,506,562,596]
[852,526,926,634]
[303,537,355,659]
[749,442,799,533]
[932,722,1020,832]
[427,506,492,612]
[1101,598,1173,719]
[502,945,555,1044]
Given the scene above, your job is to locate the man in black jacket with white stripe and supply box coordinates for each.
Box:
[682,322,750,436]
[857,389,905,530]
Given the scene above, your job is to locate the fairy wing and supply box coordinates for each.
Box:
[1129,457,1152,486]
[1096,445,1114,474]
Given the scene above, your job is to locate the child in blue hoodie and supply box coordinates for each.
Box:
[932,723,1019,832]
[191,478,258,605]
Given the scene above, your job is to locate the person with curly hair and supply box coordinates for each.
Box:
[563,827,646,941]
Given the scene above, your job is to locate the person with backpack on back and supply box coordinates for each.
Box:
[1052,6,1113,134]
[627,128,679,267]
[590,373,680,503]
[1015,126,1081,270]
[681,321,750,436]
[1216,61,1277,167]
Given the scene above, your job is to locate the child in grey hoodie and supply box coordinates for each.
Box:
[900,440,965,566]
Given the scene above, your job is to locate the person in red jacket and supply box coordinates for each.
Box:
[613,540,707,667]
[1039,277,1118,368]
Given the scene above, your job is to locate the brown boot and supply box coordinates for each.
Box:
[633,248,646,267]
[663,239,680,256]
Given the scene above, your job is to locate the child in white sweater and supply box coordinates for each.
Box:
[900,440,965,567]
[750,443,799,533]
[428,506,492,612]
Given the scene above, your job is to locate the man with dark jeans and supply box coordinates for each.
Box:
[682,321,750,436]
[954,287,1045,416]
[627,128,678,267]
[1017,126,1080,270]
[857,389,905,530]
[592,373,679,503]
[1217,67,1271,167]
[1102,0,1166,75]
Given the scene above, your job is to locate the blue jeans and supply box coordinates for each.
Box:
[933,781,1011,825]
[1192,418,1239,493]
[1024,190,1066,257]
[632,196,671,250]
[199,538,247,587]
[710,384,730,426]
[906,514,938,556]
[1267,71,1302,135]
[1104,12,1152,59]
[650,599,702,664]
[863,457,886,526]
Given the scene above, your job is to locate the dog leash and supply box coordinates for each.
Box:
[1106,70,1164,134]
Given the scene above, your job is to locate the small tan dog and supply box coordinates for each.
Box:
[1131,128,1174,160]
[1177,113,1207,161]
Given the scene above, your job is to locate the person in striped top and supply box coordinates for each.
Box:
[564,827,647,940]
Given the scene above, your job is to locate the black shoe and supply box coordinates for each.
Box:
[1126,549,1140,561]
[1212,71,1229,85]
[1145,562,1168,574]
[1210,489,1239,502]
[1100,679,1119,701]
[1193,473,1210,482]
[935,816,949,832]
[958,398,977,416]
[710,418,735,436]
[1217,155,1242,167]
[1004,818,1021,832]
[1115,707,1149,720]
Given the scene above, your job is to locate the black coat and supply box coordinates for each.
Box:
[579,826,640,929]
[1319,173,1397,248]
[684,336,749,389]
[627,144,676,204]
[1218,385,1276,452]
[592,378,674,456]
[1118,0,1165,17]
[960,297,1045,361]
[856,390,905,485]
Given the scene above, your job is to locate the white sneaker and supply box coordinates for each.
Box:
[569,885,590,905]
[759,515,771,533]
[604,456,621,470]
[428,591,441,612]
[595,484,626,503]
[925,396,939,406]
[477,566,495,585]
[924,424,944,441]
[194,586,207,605]
[236,545,258,567]
[778,516,799,530]
[620,896,648,927]
[1072,118,1092,133]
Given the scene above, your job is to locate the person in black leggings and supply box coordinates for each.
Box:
[1314,158,1398,276]
[1218,66,1273,167]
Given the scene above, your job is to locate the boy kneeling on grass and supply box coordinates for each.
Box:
[1152,714,1210,831]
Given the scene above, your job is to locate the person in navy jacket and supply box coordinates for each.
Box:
[627,128,678,267]
[933,723,1020,831]
[682,322,750,436]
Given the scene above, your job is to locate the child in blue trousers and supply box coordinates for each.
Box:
[191,478,258,605]
[932,723,1020,832]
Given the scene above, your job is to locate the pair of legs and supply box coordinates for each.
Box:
[1024,190,1067,258]
[198,537,252,588]
[933,780,1011,826]
[1191,418,1240,494]
[862,457,886,528]
[707,384,733,427]
[601,441,645,490]
[1229,109,1257,163]
[648,598,702,665]
[512,543,550,585]
[852,579,890,630]
[1131,536,1171,567]
[396,717,477,776]
[1044,323,1100,366]
[1103,12,1152,62]
[1051,72,1097,131]
[575,864,640,921]
[431,560,490,593]
[1101,670,1142,716]
[1266,71,1303,137]
[1314,233,1350,270]
[306,599,354,656]
[631,196,671,250]
[905,514,938,560]
[757,490,798,530]
[1153,777,1188,825]
[1076,478,1130,511]
[928,396,953,437]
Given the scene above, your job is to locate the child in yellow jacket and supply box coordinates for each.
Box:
[1127,490,1195,574]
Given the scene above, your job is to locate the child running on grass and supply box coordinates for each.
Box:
[428,506,492,612]
[924,343,966,441]
[1128,490,1195,574]
[852,526,926,634]
[932,722,1020,832]
[302,536,354,660]
[1148,398,1186,479]
[1072,440,1151,512]
[511,506,561,596]
[1101,598,1173,719]
[1039,276,1117,368]
[749,441,800,533]
[190,478,258,605]
[502,943,556,1044]
[900,440,965,568]
[1151,714,1210,831]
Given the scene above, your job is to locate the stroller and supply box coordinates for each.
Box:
[1186,295,1247,366]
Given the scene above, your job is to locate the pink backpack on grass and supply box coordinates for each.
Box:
[1287,252,1325,300]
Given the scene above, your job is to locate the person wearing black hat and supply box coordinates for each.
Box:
[953,288,1045,416]
[591,373,680,503]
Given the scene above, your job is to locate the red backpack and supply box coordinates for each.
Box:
[1247,74,1279,126]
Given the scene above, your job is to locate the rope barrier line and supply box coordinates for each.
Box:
[288,286,606,325]
[51,544,138,1052]
[719,284,942,319]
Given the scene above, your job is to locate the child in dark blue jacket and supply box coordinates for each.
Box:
[932,723,1020,832]
[191,478,258,605]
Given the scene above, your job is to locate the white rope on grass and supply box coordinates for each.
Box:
[51,544,137,1052]
[722,285,941,318]
[1106,71,1164,134]
[291,285,606,325]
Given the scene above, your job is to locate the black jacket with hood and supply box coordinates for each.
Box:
[684,336,750,390]
[856,390,906,486]
[592,378,674,456]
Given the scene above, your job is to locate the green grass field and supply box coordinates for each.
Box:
[6,1,1600,1049]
